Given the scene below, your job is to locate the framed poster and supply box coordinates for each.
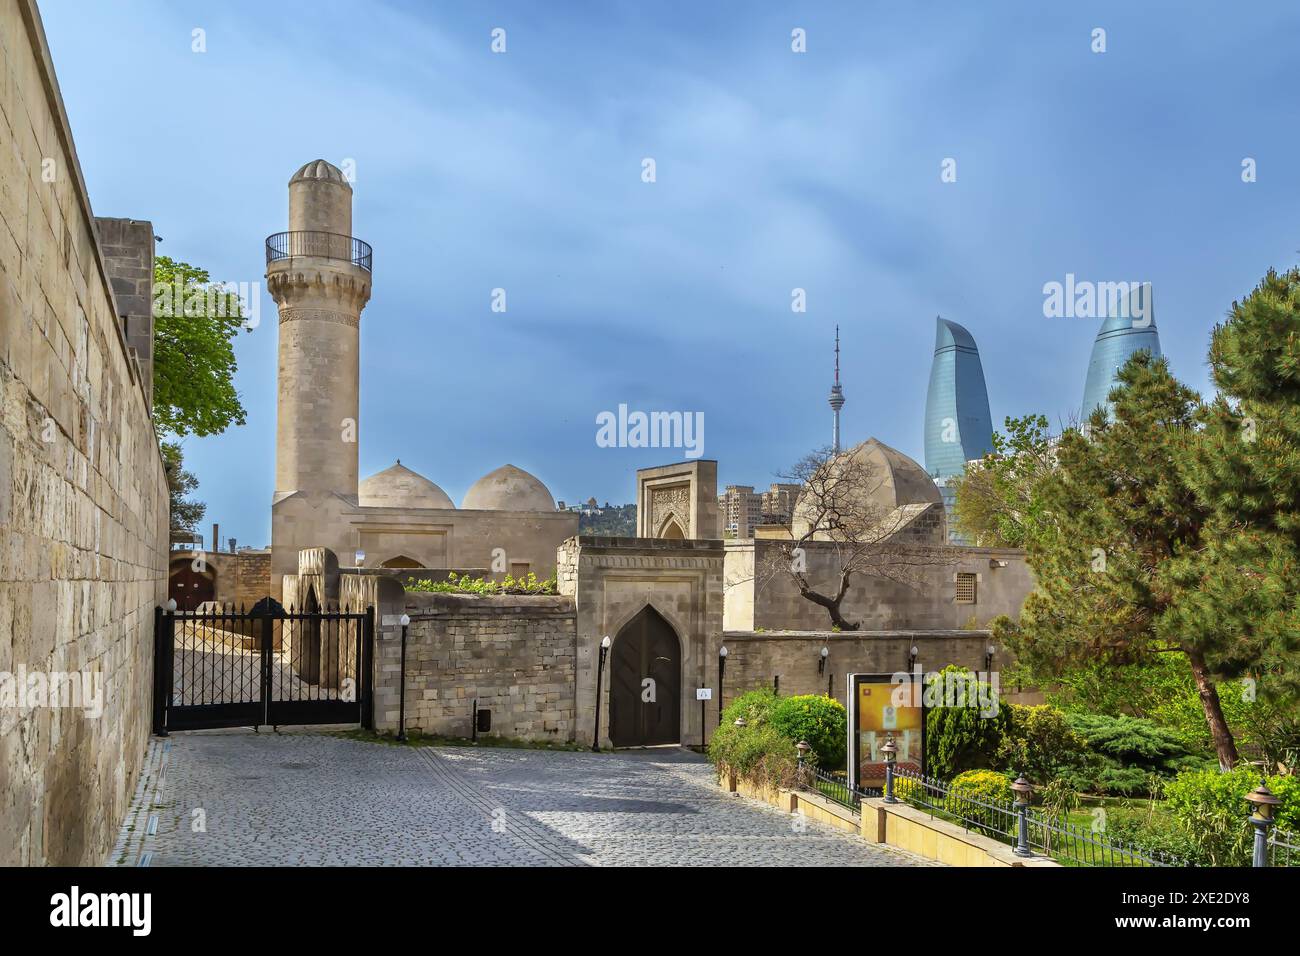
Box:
[846,672,925,791]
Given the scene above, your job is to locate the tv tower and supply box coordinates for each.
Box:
[828,325,846,453]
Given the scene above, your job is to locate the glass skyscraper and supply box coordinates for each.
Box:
[1080,284,1162,418]
[924,317,994,540]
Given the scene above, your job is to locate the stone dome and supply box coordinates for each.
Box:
[791,438,940,540]
[359,461,454,509]
[461,464,556,512]
[290,159,350,187]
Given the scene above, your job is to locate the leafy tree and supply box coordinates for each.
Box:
[993,352,1246,769]
[161,440,205,531]
[152,255,248,438]
[951,414,1057,547]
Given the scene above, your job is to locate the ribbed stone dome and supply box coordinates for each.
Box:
[461,464,556,512]
[359,462,453,509]
[791,439,940,539]
[289,159,350,187]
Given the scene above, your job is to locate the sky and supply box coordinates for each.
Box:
[37,0,1300,548]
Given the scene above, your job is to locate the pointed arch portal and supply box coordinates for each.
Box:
[609,605,681,747]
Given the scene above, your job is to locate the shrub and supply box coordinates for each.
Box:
[720,688,779,728]
[769,694,847,770]
[1163,764,1300,866]
[949,768,1013,805]
[406,571,557,595]
[707,721,800,791]
[925,667,1010,779]
[997,704,1087,783]
[1059,712,1214,795]
[1103,812,1209,866]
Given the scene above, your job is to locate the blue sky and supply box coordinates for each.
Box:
[39,1,1300,547]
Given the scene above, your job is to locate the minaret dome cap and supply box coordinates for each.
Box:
[290,159,351,189]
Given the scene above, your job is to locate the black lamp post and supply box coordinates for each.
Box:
[396,613,410,742]
[881,735,898,803]
[1011,774,1034,857]
[818,645,828,676]
[592,635,611,751]
[796,739,811,784]
[985,643,996,673]
[908,644,918,672]
[718,645,728,726]
[1247,777,1281,867]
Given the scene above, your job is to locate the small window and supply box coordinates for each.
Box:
[956,572,977,604]
[510,562,530,579]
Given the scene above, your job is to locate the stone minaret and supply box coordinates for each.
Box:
[267,160,372,504]
[827,325,846,453]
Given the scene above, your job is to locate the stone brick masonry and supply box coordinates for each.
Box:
[0,0,168,865]
[375,592,577,741]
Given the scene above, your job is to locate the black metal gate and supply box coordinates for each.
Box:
[152,602,375,734]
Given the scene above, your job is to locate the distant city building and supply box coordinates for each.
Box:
[760,483,802,525]
[719,485,763,537]
[924,316,994,543]
[1081,285,1162,418]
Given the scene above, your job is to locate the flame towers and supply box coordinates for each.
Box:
[1081,284,1162,418]
[924,317,994,537]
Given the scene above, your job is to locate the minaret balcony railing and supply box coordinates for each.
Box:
[265,231,373,272]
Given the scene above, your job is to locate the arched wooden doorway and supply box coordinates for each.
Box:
[169,560,215,610]
[609,606,681,747]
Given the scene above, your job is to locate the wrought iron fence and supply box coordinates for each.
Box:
[807,766,861,811]
[265,231,373,271]
[887,766,1183,867]
[1269,826,1300,867]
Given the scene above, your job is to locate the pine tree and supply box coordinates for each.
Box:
[995,351,1243,770]
[1168,269,1300,749]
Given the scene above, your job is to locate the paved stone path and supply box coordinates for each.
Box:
[111,732,937,866]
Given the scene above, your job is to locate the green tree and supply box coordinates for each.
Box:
[161,440,205,531]
[1167,267,1300,754]
[994,352,1244,770]
[951,414,1056,547]
[152,255,248,437]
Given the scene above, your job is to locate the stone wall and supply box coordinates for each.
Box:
[92,217,154,408]
[374,592,577,741]
[724,538,1034,632]
[719,630,998,713]
[0,0,168,865]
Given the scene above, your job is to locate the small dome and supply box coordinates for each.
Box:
[462,464,556,512]
[359,462,453,509]
[290,159,350,187]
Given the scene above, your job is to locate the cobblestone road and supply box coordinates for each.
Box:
[111,732,936,867]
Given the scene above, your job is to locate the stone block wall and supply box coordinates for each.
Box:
[92,217,153,407]
[719,630,996,713]
[0,0,168,865]
[374,592,577,741]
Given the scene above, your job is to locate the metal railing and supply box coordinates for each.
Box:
[886,766,1183,867]
[1269,826,1300,867]
[806,766,862,811]
[265,231,373,272]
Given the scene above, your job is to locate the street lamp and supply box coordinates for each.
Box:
[985,643,996,673]
[881,735,898,803]
[718,645,728,726]
[796,740,812,783]
[592,635,612,751]
[396,614,410,742]
[355,549,366,568]
[166,598,177,613]
[1247,776,1282,867]
[818,645,829,675]
[1011,774,1034,857]
[908,644,918,672]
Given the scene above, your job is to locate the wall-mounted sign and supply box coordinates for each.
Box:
[846,673,925,792]
[695,688,713,701]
